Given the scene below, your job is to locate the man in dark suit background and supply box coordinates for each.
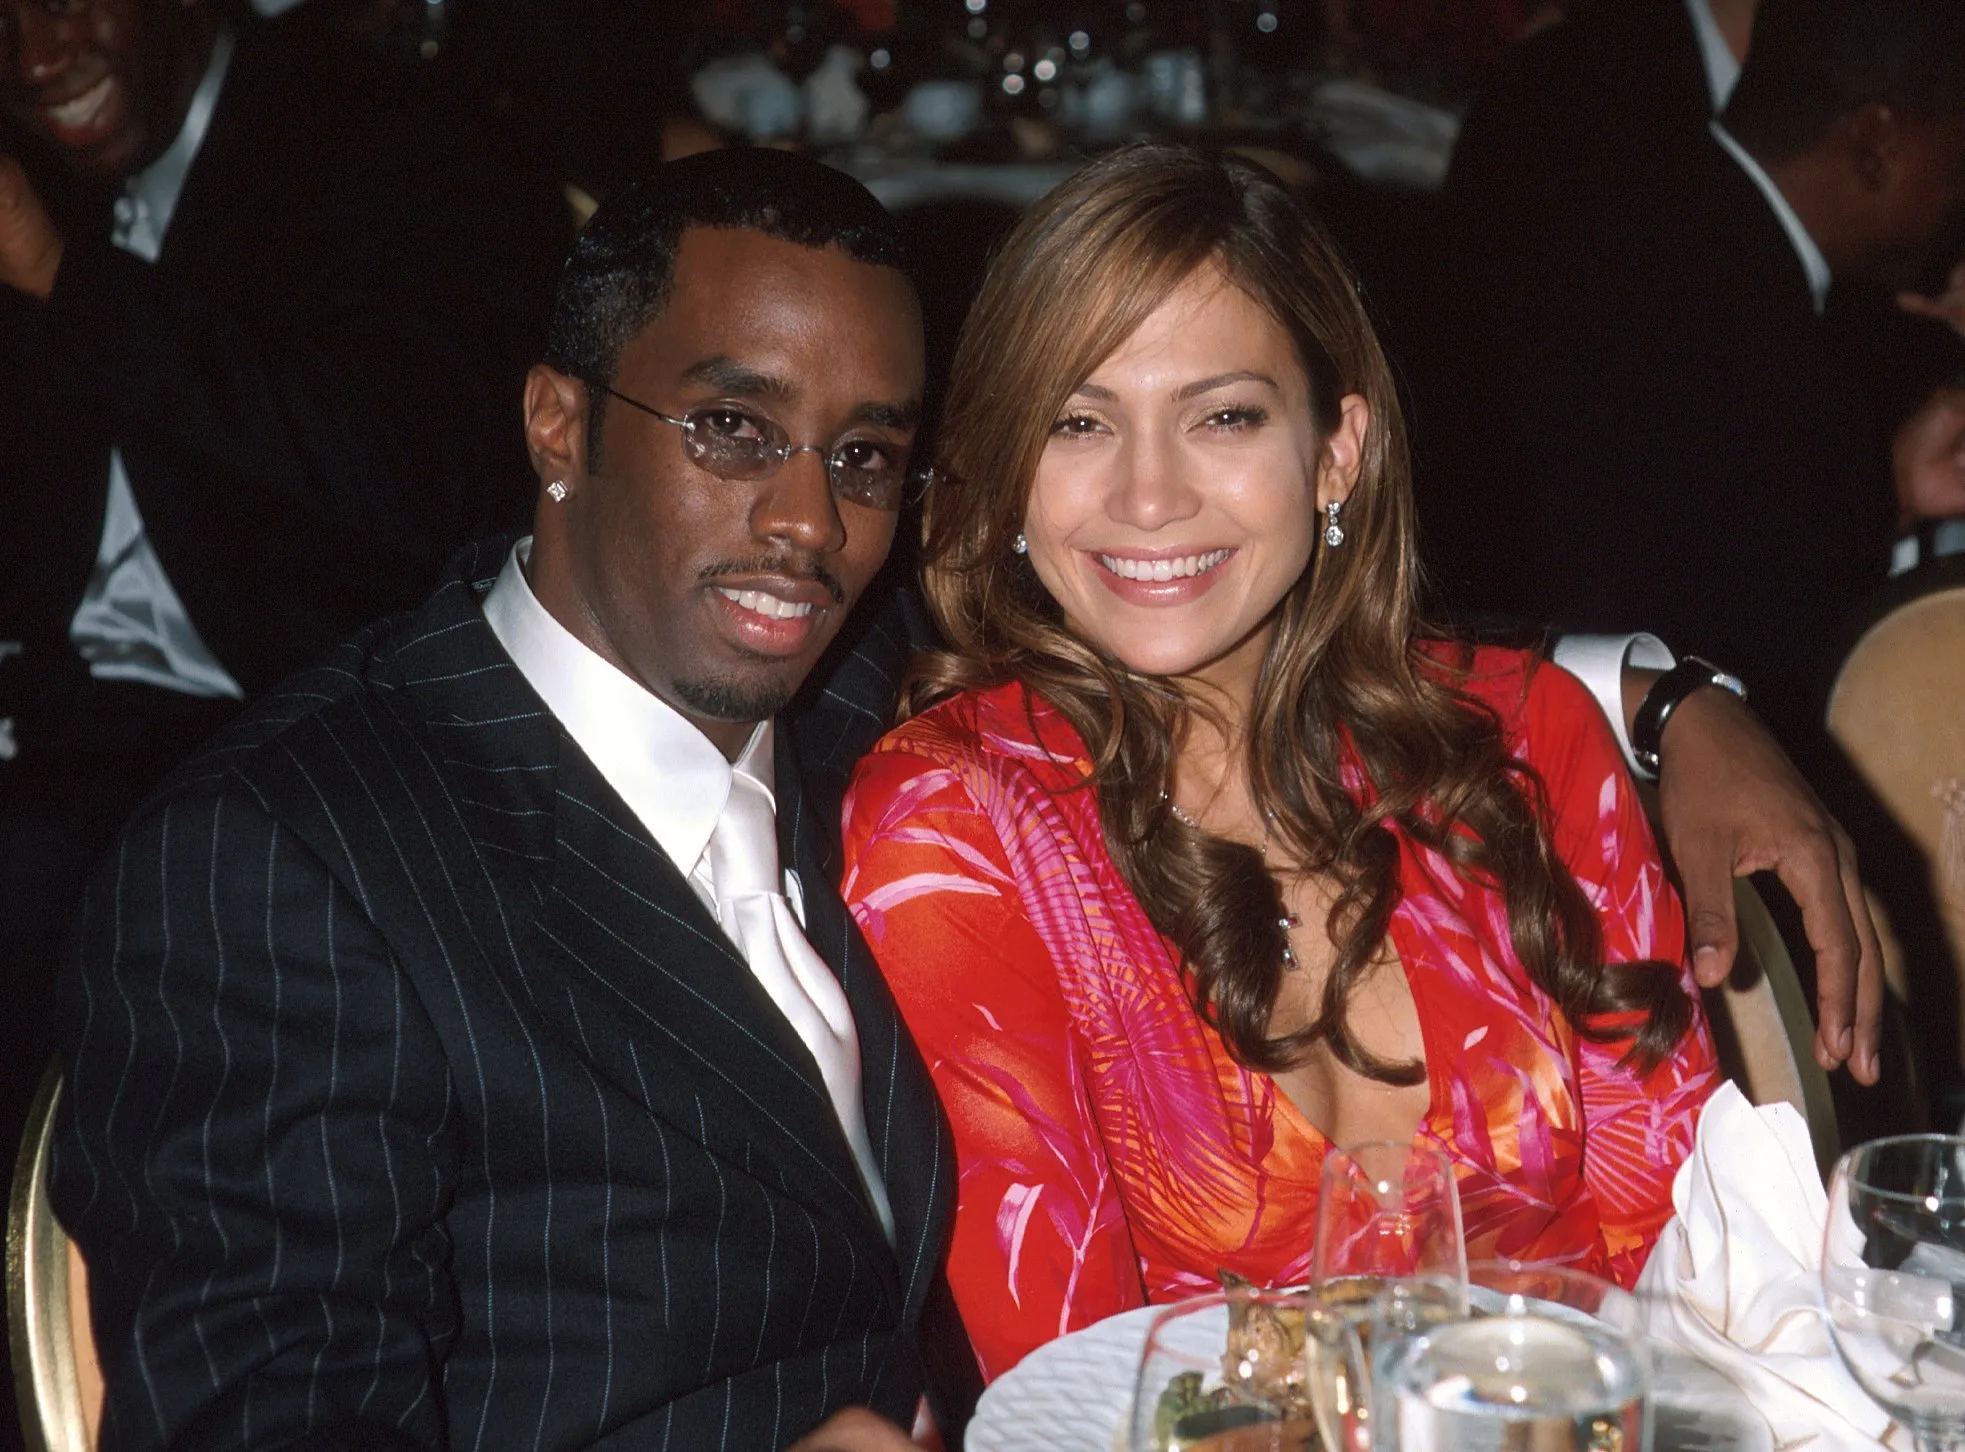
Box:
[50,148,970,1451]
[0,0,565,989]
[1422,0,1965,752]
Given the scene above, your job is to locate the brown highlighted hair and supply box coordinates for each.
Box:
[911,143,1691,1079]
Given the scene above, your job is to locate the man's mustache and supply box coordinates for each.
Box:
[699,557,847,606]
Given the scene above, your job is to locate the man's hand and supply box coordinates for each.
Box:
[0,153,63,300]
[788,1408,921,1452]
[1655,686,1883,1083]
[1899,259,1965,335]
[1893,384,1965,525]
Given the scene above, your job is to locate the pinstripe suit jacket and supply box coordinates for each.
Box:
[50,540,968,1451]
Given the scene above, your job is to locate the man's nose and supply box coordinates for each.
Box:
[13,7,76,90]
[751,447,847,555]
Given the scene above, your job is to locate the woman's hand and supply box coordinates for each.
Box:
[1654,686,1883,1083]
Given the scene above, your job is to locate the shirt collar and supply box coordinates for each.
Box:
[123,26,235,257]
[1711,121,1833,314]
[482,538,772,879]
[1684,0,1741,112]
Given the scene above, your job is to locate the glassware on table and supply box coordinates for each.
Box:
[1821,1134,1965,1452]
[1129,1287,1358,1452]
[1375,1261,1651,1452]
[1312,1142,1468,1305]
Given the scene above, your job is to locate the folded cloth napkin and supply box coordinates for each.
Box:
[1635,1081,1908,1451]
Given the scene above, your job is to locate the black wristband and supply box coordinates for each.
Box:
[1630,656,1747,778]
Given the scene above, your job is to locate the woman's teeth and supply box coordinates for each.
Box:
[718,587,814,619]
[1097,548,1231,582]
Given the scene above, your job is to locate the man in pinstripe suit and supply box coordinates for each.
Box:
[51,150,974,1451]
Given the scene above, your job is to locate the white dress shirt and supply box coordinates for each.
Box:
[481,538,893,1239]
[1684,0,1742,112]
[1711,121,1833,315]
[67,28,243,699]
[1551,633,1678,778]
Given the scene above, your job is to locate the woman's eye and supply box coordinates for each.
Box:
[1049,414,1105,437]
[1202,405,1268,431]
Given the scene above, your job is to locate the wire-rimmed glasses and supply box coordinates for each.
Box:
[602,387,930,510]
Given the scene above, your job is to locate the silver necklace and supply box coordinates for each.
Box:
[1165,796,1303,968]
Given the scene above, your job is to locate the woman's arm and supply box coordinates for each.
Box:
[841,747,1146,1380]
[1529,661,1723,1286]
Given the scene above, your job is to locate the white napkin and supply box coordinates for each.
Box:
[1635,1081,1909,1451]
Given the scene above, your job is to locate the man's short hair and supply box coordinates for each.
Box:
[542,148,911,465]
[1723,0,1965,161]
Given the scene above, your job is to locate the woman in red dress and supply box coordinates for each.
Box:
[839,144,1719,1382]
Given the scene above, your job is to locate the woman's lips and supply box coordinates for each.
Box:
[1087,547,1234,604]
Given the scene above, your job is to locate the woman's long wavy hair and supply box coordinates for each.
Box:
[911,143,1693,1080]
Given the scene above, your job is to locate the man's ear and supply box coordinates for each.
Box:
[1845,102,1905,192]
[524,365,591,497]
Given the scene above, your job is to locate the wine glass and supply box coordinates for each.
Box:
[1375,1261,1651,1452]
[1313,1142,1468,1299]
[1822,1134,1965,1452]
[1129,1287,1347,1452]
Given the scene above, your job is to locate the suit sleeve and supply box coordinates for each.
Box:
[840,749,1145,1383]
[1527,659,1720,1285]
[50,785,463,1451]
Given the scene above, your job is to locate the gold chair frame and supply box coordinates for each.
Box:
[7,1066,101,1452]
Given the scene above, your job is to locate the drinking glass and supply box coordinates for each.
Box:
[1313,1142,1468,1301]
[1821,1134,1965,1452]
[1129,1287,1356,1452]
[1376,1261,1651,1452]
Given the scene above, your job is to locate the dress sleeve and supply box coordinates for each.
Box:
[1524,659,1721,1286]
[841,747,1146,1381]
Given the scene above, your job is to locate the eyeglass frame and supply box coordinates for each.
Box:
[598,386,937,510]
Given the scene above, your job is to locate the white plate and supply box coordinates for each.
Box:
[966,1300,1776,1452]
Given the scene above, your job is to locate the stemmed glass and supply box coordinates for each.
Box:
[1307,1142,1469,1452]
[1313,1142,1468,1301]
[1822,1134,1965,1452]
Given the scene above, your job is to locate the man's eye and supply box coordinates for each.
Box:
[832,438,901,474]
[695,407,769,442]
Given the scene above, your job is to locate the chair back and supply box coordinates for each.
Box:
[1826,562,1965,1073]
[7,1066,101,1452]
[1702,879,1841,1178]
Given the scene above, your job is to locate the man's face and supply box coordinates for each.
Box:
[528,227,923,758]
[1866,112,1965,286]
[0,0,206,179]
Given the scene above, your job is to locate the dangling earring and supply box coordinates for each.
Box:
[1322,499,1345,548]
[546,479,569,503]
[1012,532,1028,555]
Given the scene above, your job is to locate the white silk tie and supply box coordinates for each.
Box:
[709,771,895,1244]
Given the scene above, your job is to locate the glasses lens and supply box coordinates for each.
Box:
[682,406,782,478]
[827,437,909,511]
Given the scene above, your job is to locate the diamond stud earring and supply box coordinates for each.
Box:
[546,480,568,503]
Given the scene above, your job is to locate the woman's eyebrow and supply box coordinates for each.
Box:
[1174,370,1280,401]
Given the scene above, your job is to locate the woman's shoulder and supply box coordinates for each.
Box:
[1417,639,1600,746]
[857,678,1094,791]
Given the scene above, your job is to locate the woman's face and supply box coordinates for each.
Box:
[1022,263,1368,698]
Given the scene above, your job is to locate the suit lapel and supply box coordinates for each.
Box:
[777,732,954,1324]
[394,545,892,1245]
